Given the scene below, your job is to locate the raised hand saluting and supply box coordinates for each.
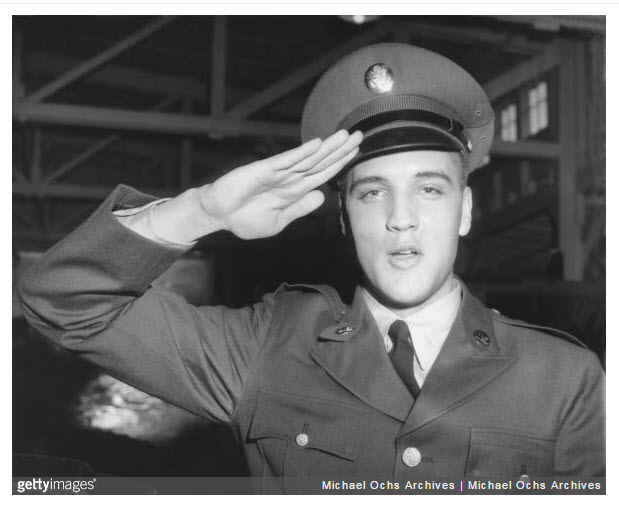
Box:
[198,130,362,239]
[146,130,362,244]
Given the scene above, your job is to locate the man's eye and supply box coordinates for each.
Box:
[420,186,443,196]
[360,189,385,200]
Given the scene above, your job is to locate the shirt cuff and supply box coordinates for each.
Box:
[114,199,197,250]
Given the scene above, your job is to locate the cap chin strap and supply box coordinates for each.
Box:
[338,193,348,238]
[344,109,471,153]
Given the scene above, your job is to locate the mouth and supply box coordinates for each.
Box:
[387,245,422,269]
[389,244,420,257]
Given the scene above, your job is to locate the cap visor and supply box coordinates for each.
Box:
[351,125,463,167]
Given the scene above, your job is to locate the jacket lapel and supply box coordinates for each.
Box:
[400,285,516,435]
[310,287,413,422]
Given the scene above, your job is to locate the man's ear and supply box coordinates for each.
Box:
[459,186,472,237]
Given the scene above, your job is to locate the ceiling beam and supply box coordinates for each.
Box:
[488,15,605,34]
[224,22,393,118]
[483,42,561,102]
[385,19,545,55]
[26,52,206,100]
[490,139,560,159]
[14,103,559,162]
[13,101,300,140]
[40,135,239,174]
[37,130,247,174]
[42,95,179,184]
[26,16,177,103]
[25,52,307,117]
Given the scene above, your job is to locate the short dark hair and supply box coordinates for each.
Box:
[334,150,469,196]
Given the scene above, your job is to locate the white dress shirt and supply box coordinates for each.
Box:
[362,279,462,388]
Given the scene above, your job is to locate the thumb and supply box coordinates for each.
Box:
[280,190,325,227]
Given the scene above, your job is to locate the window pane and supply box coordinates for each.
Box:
[539,100,548,130]
[500,104,518,141]
[529,106,538,134]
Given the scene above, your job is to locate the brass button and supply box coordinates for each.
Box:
[296,433,309,447]
[402,447,422,468]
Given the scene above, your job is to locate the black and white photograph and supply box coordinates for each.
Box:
[10,9,606,495]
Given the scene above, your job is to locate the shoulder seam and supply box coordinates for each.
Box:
[492,315,588,349]
[276,282,345,320]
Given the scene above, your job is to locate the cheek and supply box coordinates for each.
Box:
[347,205,382,240]
[347,210,385,264]
[423,202,462,231]
[418,207,463,255]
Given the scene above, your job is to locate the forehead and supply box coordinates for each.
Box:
[348,150,461,183]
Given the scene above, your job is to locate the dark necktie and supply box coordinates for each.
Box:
[388,320,421,398]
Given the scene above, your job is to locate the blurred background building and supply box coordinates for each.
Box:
[12,15,605,477]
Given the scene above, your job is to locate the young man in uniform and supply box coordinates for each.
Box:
[19,44,604,482]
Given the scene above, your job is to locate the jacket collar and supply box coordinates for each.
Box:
[311,282,515,426]
[312,286,414,422]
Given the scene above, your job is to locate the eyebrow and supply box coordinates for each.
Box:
[348,175,387,194]
[414,170,454,185]
[348,170,454,194]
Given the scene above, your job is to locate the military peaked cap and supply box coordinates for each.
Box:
[301,43,495,172]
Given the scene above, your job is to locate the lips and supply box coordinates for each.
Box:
[387,244,422,269]
[389,244,420,256]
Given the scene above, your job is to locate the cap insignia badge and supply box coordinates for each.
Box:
[364,63,394,94]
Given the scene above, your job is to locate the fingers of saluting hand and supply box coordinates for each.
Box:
[265,137,324,171]
[290,130,362,174]
[304,130,363,176]
[299,145,360,191]
[251,129,362,190]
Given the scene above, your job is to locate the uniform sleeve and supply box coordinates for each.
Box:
[18,185,274,424]
[554,350,605,476]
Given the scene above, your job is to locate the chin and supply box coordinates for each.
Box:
[365,270,450,311]
[366,279,428,310]
[383,288,431,310]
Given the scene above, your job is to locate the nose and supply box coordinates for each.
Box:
[386,195,419,232]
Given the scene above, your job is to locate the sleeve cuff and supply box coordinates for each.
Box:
[114,198,197,250]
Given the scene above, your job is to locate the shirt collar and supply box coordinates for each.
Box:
[362,278,462,370]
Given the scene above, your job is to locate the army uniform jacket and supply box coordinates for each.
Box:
[19,186,605,483]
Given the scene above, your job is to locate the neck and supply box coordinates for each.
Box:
[364,275,458,319]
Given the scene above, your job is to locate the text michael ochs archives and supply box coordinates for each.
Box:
[321,479,603,492]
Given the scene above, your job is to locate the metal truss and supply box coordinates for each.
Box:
[13,15,590,281]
